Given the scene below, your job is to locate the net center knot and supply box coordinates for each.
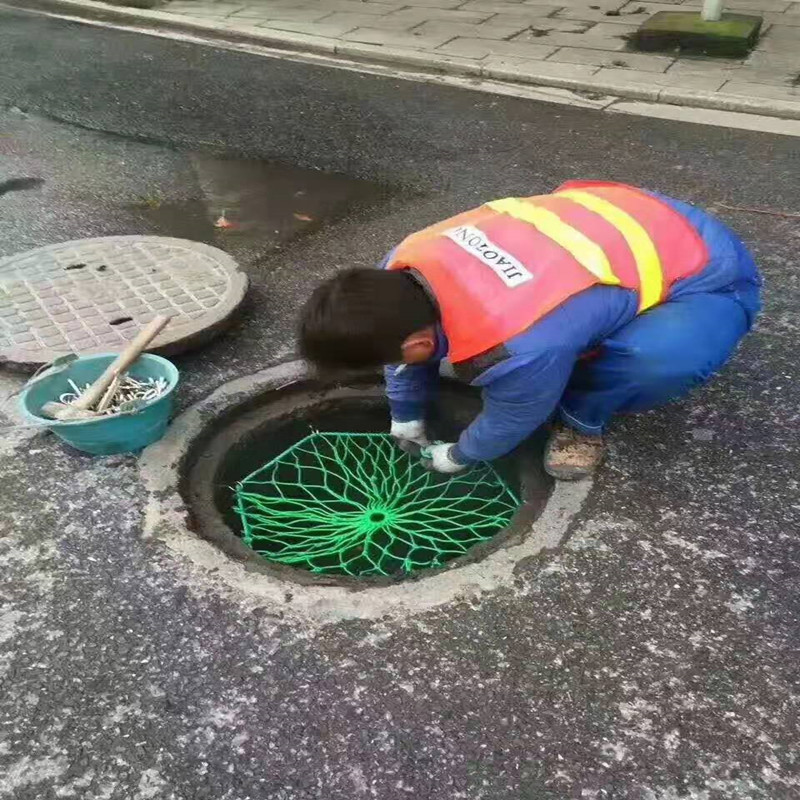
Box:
[364,507,394,528]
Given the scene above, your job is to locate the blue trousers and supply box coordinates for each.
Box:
[560,282,761,435]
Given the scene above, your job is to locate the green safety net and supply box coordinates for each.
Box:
[234,432,520,578]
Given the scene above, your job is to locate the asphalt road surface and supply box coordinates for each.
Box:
[1,7,799,799]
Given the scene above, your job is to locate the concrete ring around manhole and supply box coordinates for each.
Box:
[140,360,592,625]
[0,236,248,370]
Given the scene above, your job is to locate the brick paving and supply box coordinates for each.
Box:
[157,0,800,112]
[48,0,799,116]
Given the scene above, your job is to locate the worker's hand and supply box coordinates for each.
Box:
[391,419,430,455]
[420,443,467,474]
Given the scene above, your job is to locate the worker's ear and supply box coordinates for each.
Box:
[400,327,437,364]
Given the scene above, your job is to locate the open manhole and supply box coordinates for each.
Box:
[182,370,552,588]
[234,432,520,578]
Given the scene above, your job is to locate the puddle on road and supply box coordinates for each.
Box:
[134,153,388,264]
[135,197,213,243]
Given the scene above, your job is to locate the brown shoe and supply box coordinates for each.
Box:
[544,424,605,481]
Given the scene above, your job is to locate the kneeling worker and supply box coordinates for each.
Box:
[299,181,761,480]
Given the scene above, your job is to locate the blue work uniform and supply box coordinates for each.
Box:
[384,194,762,464]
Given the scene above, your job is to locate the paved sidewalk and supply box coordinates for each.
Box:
[17,0,800,116]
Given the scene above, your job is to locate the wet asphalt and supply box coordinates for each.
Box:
[1,6,799,799]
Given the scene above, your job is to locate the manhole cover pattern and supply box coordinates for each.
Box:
[0,236,247,367]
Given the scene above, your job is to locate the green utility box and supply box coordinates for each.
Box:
[632,11,763,57]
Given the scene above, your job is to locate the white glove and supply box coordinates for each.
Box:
[390,419,430,454]
[420,443,467,474]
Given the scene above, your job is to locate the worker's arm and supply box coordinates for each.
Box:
[451,349,577,464]
[385,361,441,422]
[417,287,638,471]
[385,361,442,452]
[450,285,640,465]
[379,247,443,422]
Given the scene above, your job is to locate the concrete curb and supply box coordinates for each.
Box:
[8,0,800,121]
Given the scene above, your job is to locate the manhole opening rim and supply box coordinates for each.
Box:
[142,360,552,592]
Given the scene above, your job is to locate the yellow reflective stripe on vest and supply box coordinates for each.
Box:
[487,198,621,287]
[557,189,663,311]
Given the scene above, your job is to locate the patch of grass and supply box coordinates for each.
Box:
[575,89,608,100]
[137,191,164,210]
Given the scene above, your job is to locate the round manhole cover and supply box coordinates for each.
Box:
[0,236,248,369]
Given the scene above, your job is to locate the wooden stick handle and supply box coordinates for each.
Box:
[73,315,170,410]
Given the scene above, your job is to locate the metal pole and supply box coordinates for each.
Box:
[701,0,724,21]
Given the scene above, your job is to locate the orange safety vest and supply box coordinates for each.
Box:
[387,181,709,364]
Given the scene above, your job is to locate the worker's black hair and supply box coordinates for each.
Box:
[299,268,438,369]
